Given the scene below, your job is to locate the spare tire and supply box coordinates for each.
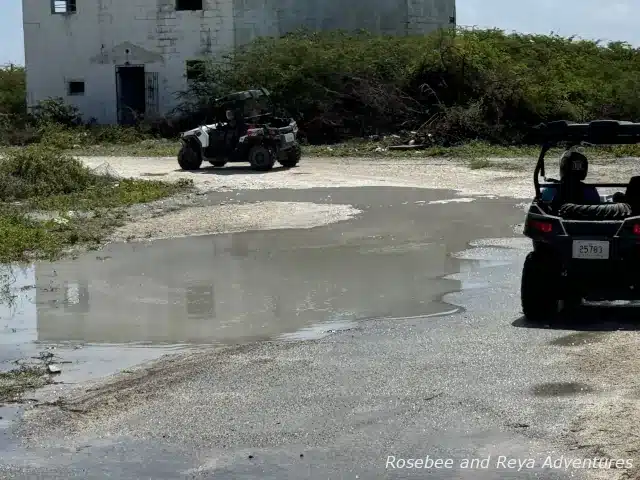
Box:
[558,202,632,220]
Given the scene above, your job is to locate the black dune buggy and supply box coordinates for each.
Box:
[178,88,301,172]
[522,119,640,321]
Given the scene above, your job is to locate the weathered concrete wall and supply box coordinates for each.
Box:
[22,0,455,124]
[22,0,235,123]
[407,0,456,35]
[232,0,456,45]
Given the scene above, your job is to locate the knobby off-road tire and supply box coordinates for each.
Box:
[248,145,275,171]
[558,202,632,220]
[279,144,302,168]
[521,251,561,322]
[178,142,203,171]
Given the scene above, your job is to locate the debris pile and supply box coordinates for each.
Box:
[367,130,435,151]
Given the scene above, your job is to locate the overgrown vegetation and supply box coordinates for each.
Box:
[184,28,640,145]
[0,67,194,263]
[3,28,640,153]
[0,364,51,403]
[0,146,191,262]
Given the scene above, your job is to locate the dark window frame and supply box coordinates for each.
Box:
[176,0,203,11]
[51,0,77,14]
[68,80,85,96]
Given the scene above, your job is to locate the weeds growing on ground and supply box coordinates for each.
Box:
[0,365,50,403]
[0,145,192,262]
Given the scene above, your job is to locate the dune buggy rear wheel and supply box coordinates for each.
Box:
[248,145,275,171]
[178,142,202,171]
[279,145,301,168]
[521,251,561,322]
[562,293,582,313]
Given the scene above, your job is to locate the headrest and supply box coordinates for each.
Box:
[627,176,640,190]
[625,176,640,206]
[560,150,588,181]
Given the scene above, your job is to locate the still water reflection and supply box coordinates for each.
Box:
[22,230,465,345]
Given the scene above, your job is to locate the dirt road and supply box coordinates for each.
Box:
[0,154,638,479]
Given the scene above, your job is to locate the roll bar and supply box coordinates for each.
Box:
[533,120,640,199]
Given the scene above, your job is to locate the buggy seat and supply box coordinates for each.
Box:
[623,176,640,213]
[550,177,640,221]
[550,182,600,212]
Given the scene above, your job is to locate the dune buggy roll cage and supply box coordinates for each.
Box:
[210,88,274,121]
[534,120,640,199]
[214,88,271,104]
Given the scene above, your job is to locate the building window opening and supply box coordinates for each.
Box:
[52,0,77,14]
[176,0,203,11]
[68,81,85,96]
[186,60,206,81]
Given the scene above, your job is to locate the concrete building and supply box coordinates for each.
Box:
[22,0,456,124]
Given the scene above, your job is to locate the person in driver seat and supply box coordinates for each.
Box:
[223,108,247,149]
[223,109,237,148]
[541,150,600,205]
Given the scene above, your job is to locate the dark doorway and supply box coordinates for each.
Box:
[116,65,146,125]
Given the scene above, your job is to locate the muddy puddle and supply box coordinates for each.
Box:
[0,187,525,348]
[0,266,40,370]
[31,236,464,345]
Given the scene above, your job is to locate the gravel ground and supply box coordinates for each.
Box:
[86,156,536,243]
[111,201,361,242]
[63,154,640,477]
[81,155,640,244]
[83,155,640,198]
[85,156,538,197]
[568,331,640,479]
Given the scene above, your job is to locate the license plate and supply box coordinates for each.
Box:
[572,240,609,259]
[284,133,295,143]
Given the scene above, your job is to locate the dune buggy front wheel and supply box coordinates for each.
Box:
[279,144,301,168]
[248,145,276,171]
[178,142,203,171]
[521,251,562,322]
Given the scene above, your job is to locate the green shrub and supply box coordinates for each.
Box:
[37,122,78,149]
[0,65,30,146]
[88,124,147,144]
[6,29,640,147]
[0,145,106,200]
[35,122,153,149]
[0,65,26,118]
[30,97,82,127]
[178,28,640,144]
[0,209,52,262]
